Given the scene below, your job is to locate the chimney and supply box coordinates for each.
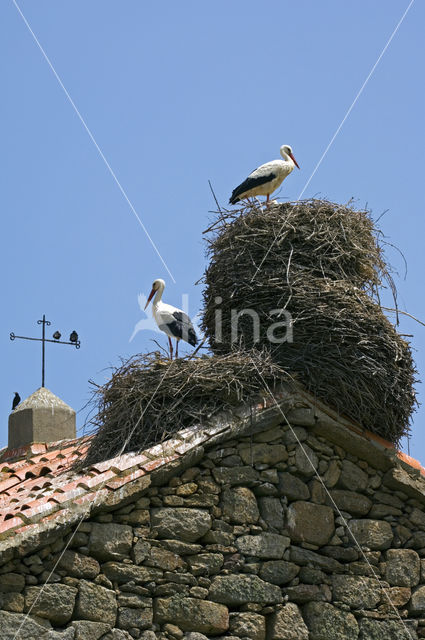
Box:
[8,387,76,449]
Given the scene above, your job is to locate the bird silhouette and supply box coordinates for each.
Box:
[129,294,159,342]
[12,392,21,411]
[53,331,61,340]
[69,331,78,343]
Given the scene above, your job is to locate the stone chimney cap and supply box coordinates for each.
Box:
[8,387,76,450]
[13,387,73,413]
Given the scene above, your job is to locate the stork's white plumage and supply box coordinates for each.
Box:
[145,278,197,359]
[229,144,300,205]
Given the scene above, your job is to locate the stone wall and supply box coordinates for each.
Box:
[1,418,425,640]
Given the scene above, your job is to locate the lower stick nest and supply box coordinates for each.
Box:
[82,350,291,466]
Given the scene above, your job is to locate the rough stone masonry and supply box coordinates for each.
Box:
[1,413,425,640]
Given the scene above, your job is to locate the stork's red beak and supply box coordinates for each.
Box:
[144,288,155,310]
[290,153,300,169]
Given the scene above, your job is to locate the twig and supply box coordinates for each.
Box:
[151,339,169,356]
[187,338,207,360]
[208,179,222,214]
[375,208,389,223]
[382,308,425,328]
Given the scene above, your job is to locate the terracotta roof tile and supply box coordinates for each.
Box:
[40,508,75,529]
[76,470,117,490]
[144,443,173,459]
[141,455,178,473]
[20,495,61,511]
[87,460,115,474]
[0,445,32,464]
[174,431,209,453]
[0,476,22,493]
[13,463,54,482]
[29,443,48,456]
[0,516,27,538]
[18,501,59,524]
[105,468,146,490]
[109,452,150,473]
[17,475,54,494]
[73,488,109,507]
[48,487,88,505]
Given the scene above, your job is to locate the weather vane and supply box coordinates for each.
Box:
[10,314,80,388]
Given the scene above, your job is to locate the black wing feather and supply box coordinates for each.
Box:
[229,172,277,205]
[160,310,198,346]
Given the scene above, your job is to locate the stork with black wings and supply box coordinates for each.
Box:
[145,279,197,359]
[229,144,300,206]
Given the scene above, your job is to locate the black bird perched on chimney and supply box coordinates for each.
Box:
[69,331,78,343]
[53,331,61,340]
[12,392,21,411]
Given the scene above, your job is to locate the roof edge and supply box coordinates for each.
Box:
[0,382,423,560]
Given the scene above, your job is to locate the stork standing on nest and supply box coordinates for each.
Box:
[229,144,300,206]
[145,279,198,359]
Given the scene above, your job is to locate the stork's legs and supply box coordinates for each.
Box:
[168,336,173,360]
[266,194,270,205]
[166,337,180,359]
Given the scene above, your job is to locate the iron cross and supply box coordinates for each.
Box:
[10,315,80,388]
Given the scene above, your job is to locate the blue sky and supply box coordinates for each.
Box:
[1,1,424,458]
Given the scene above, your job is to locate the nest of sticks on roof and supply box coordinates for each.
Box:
[81,349,291,467]
[202,199,417,444]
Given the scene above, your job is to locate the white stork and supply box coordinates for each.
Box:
[144,278,198,359]
[229,144,300,205]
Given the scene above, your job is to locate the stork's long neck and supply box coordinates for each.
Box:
[281,150,293,166]
[153,285,164,308]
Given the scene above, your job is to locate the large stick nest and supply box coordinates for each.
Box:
[82,350,290,467]
[202,199,417,444]
[204,198,389,292]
